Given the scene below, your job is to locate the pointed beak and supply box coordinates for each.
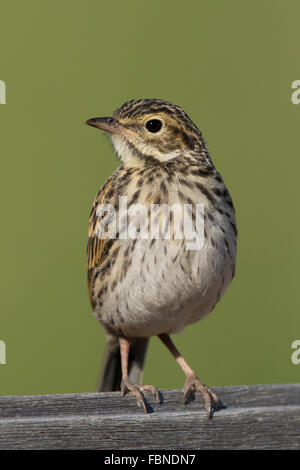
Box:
[85,116,127,136]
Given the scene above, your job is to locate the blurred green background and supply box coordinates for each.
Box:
[0,0,299,396]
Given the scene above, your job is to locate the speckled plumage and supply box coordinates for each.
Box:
[86,99,237,417]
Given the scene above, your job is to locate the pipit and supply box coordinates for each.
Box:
[86,99,237,418]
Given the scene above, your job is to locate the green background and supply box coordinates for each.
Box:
[0,0,299,396]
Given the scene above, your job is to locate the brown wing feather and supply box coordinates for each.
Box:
[87,176,116,306]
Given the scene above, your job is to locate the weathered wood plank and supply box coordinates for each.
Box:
[0,384,299,449]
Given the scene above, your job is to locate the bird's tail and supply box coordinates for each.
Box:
[96,335,149,392]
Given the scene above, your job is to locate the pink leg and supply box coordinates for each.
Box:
[158,333,219,419]
[119,337,159,413]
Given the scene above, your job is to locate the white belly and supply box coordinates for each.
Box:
[95,212,236,338]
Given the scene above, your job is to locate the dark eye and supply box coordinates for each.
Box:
[146,119,162,133]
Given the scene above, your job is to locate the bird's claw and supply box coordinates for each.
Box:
[121,378,160,413]
[183,373,220,419]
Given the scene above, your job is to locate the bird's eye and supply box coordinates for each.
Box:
[145,119,162,133]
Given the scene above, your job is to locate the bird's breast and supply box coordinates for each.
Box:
[91,188,237,337]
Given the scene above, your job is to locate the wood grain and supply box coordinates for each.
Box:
[0,384,299,449]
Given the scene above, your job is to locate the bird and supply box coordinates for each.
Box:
[85,98,237,418]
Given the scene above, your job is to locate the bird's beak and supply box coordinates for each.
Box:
[85,116,129,136]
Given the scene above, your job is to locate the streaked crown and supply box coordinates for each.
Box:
[86,98,210,165]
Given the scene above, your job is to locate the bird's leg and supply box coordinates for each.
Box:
[119,337,159,413]
[158,333,219,419]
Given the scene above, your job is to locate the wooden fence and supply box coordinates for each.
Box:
[0,383,299,449]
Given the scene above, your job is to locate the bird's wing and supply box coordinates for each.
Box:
[87,173,118,307]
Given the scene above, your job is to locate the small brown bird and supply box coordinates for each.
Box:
[86,99,237,418]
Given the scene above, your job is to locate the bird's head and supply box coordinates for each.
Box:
[86,99,207,165]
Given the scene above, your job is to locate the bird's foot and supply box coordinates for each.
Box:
[121,378,160,414]
[183,373,220,419]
